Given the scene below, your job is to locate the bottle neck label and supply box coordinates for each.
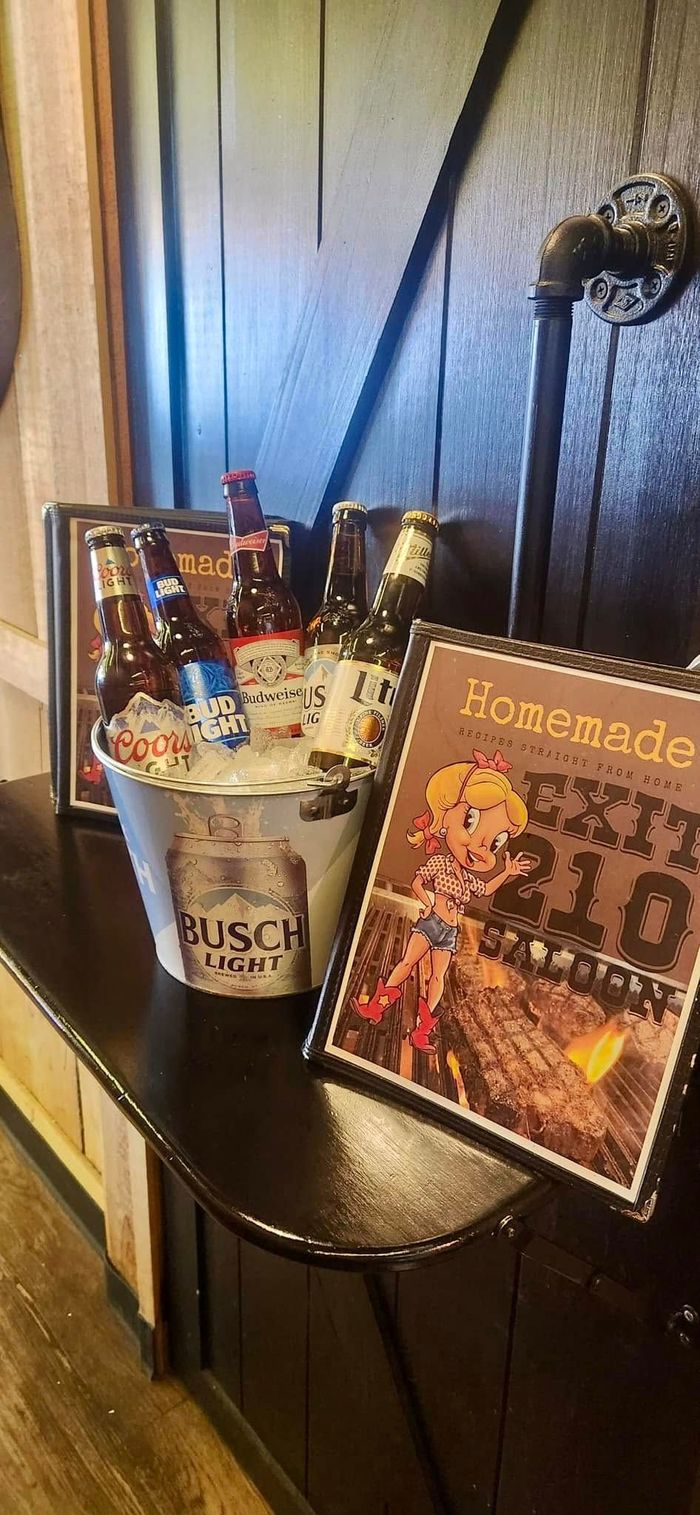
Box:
[178,659,249,751]
[381,529,432,588]
[90,543,138,602]
[104,692,191,775]
[229,629,305,738]
[230,528,269,554]
[313,658,398,768]
[302,644,341,735]
[145,572,188,614]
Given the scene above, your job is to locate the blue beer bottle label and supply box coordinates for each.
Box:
[178,660,249,751]
[145,572,188,615]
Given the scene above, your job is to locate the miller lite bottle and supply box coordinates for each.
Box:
[85,526,189,776]
[223,470,304,739]
[133,522,249,752]
[310,510,438,772]
[302,501,368,737]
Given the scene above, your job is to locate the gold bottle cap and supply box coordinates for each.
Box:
[332,500,368,518]
[400,510,439,532]
[84,525,127,548]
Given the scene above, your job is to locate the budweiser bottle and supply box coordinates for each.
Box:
[302,501,368,737]
[132,522,249,752]
[223,470,304,739]
[85,526,190,775]
[310,510,439,772]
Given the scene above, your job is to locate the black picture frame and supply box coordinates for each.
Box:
[44,502,291,819]
[306,623,700,1214]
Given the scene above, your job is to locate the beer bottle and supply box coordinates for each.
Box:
[310,510,439,772]
[132,522,249,753]
[302,501,368,737]
[223,469,304,739]
[85,526,189,776]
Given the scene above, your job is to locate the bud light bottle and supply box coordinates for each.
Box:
[132,523,249,752]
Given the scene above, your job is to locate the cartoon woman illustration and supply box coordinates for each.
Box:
[352,750,532,1053]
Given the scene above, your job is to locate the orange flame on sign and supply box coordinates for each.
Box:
[446,1050,470,1108]
[566,1021,628,1084]
[479,957,511,989]
[462,918,511,988]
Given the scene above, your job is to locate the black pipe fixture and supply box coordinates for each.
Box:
[508,172,692,643]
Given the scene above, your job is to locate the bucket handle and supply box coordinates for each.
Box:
[299,764,367,822]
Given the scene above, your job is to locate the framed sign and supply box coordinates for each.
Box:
[44,502,291,818]
[306,625,700,1211]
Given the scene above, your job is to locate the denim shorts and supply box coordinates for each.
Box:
[412,910,459,955]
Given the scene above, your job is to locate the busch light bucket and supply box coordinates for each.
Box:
[92,723,371,998]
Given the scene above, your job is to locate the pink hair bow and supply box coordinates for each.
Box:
[413,809,442,854]
[473,748,512,773]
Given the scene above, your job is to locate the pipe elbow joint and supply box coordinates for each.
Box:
[529,213,613,303]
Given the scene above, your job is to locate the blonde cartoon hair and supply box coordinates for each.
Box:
[408,752,528,852]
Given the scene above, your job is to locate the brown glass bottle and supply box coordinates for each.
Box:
[302,502,368,737]
[132,522,248,752]
[85,526,188,775]
[310,510,439,772]
[223,469,304,739]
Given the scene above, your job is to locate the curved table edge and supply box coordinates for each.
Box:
[0,939,549,1270]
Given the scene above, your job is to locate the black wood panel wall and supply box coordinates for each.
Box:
[111,3,700,1513]
[109,0,700,668]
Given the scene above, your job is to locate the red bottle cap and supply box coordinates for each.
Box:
[221,469,256,484]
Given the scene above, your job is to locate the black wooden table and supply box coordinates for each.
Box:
[0,774,544,1271]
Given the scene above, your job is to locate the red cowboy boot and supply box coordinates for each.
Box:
[408,996,442,1054]
[351,977,402,1024]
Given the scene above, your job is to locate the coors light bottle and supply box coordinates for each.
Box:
[310,510,438,772]
[85,526,190,775]
[223,470,304,739]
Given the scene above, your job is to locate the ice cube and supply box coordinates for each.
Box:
[185,735,318,787]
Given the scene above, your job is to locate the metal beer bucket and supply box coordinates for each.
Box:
[92,723,372,998]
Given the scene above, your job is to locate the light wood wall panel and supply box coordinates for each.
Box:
[77,1065,105,1174]
[100,1094,162,1331]
[0,1,161,1340]
[0,0,114,647]
[0,965,83,1148]
[0,681,46,782]
[0,379,35,638]
[0,0,117,1180]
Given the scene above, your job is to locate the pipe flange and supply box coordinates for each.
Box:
[583,173,691,324]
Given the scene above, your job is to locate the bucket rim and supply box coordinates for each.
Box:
[91,721,373,797]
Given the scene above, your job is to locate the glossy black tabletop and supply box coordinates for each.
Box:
[0,776,544,1268]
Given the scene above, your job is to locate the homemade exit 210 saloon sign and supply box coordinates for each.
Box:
[306,626,700,1211]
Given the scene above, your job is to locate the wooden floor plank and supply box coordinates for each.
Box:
[0,1121,270,1515]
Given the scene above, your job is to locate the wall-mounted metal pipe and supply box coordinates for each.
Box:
[507,296,573,641]
[507,173,691,645]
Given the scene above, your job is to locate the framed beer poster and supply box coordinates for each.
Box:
[44,502,291,818]
[306,625,700,1211]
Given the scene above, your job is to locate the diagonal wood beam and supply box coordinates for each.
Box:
[255,0,507,525]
